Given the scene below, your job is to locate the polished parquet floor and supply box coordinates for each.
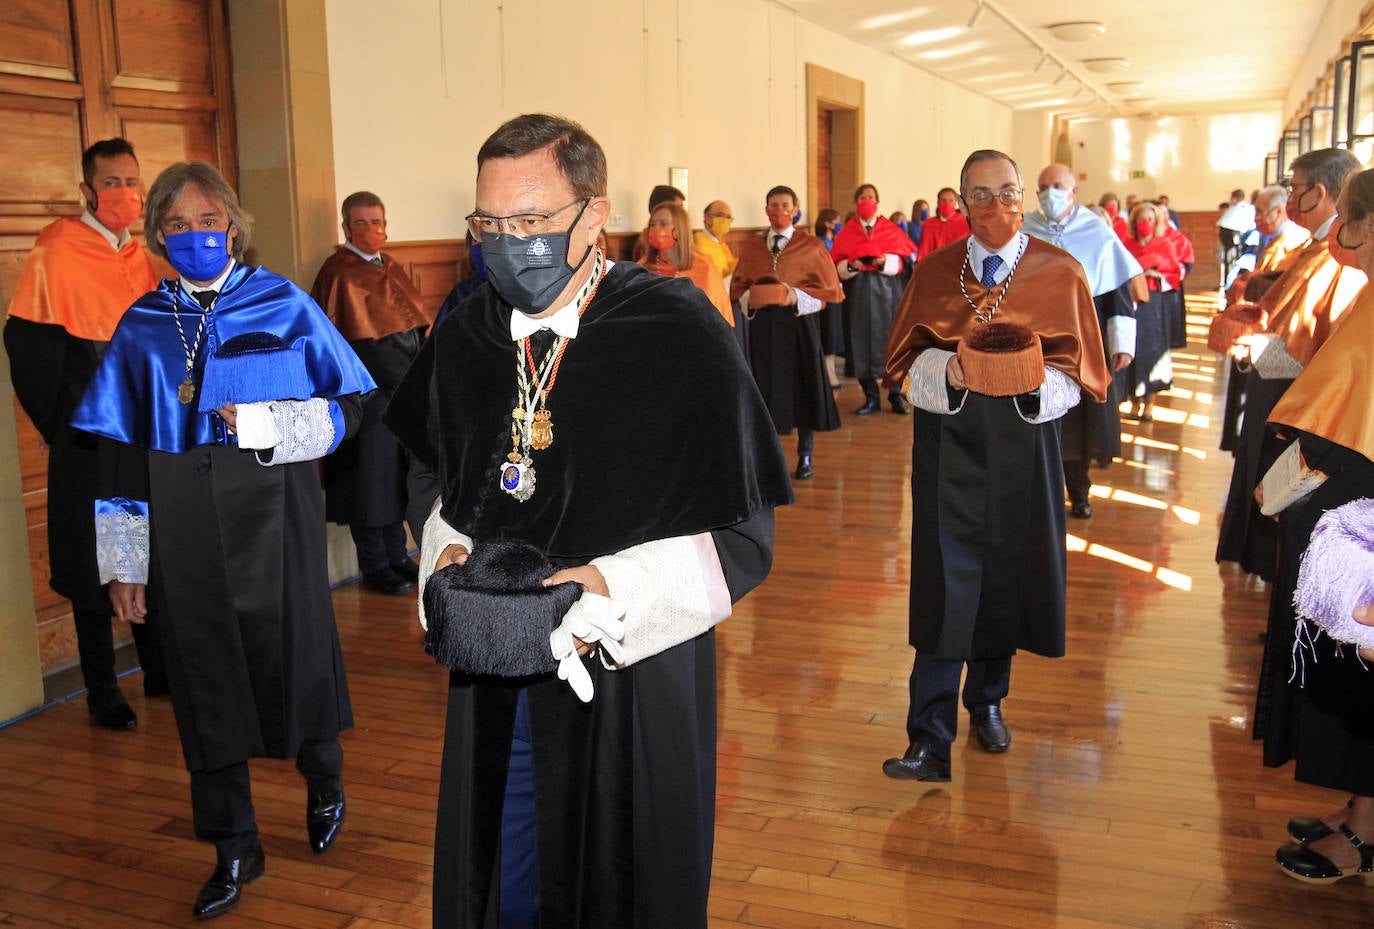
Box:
[3,294,1374,928]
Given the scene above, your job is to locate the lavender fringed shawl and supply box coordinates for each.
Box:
[1293,497,1374,649]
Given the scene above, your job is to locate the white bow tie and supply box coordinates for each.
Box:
[509,307,579,341]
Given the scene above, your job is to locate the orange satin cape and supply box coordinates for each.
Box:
[1258,222,1311,274]
[883,235,1110,402]
[641,250,734,326]
[309,247,432,341]
[6,217,159,342]
[1259,235,1366,367]
[730,229,843,304]
[1269,282,1374,463]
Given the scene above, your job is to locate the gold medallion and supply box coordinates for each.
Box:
[530,409,553,450]
[177,378,195,404]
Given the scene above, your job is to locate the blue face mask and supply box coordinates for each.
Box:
[919,209,930,222]
[165,229,232,282]
[468,242,487,279]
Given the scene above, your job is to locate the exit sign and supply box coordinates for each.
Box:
[1130,170,1146,179]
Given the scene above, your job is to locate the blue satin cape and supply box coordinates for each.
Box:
[71,263,375,453]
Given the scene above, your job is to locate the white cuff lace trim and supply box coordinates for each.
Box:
[590,533,731,668]
[417,503,473,632]
[1252,334,1304,380]
[906,349,967,415]
[95,497,149,585]
[1016,366,1081,424]
[794,288,823,316]
[880,253,902,276]
[254,398,336,466]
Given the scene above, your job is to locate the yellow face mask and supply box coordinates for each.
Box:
[709,216,732,239]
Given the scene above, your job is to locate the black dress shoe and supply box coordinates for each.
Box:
[1070,500,1093,519]
[888,393,910,415]
[1276,824,1374,884]
[193,844,265,919]
[793,455,814,480]
[881,742,951,781]
[87,685,137,730]
[307,784,346,854]
[970,705,1011,753]
[391,558,420,585]
[362,567,413,596]
[856,397,881,415]
[1289,799,1352,843]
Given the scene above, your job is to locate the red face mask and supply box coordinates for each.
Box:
[1134,219,1156,240]
[968,201,1023,250]
[856,198,878,221]
[647,226,677,252]
[1329,219,1365,270]
[93,186,142,232]
[1105,203,1120,218]
[936,201,958,219]
[350,224,387,255]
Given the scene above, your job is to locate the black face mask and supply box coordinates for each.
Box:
[481,200,592,312]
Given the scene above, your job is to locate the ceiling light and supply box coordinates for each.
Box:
[1047,21,1106,42]
[1082,57,1130,73]
[1108,81,1146,96]
[968,3,986,29]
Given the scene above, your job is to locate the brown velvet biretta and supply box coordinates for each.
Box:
[956,321,1045,396]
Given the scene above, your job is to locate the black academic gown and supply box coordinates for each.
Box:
[1254,433,1374,793]
[842,271,906,382]
[387,261,792,929]
[1215,371,1291,579]
[1060,282,1133,467]
[748,305,840,435]
[324,327,424,527]
[1128,289,1173,397]
[4,318,111,612]
[910,394,1068,660]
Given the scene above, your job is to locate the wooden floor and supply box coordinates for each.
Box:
[3,294,1373,928]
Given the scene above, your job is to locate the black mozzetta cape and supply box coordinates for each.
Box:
[387,261,793,561]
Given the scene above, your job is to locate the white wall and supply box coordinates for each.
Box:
[323,0,1012,238]
[1066,110,1283,212]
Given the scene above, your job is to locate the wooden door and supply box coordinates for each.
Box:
[1,0,237,674]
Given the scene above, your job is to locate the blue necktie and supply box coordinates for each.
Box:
[981,254,1003,288]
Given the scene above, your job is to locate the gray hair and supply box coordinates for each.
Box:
[1290,148,1362,201]
[1256,184,1288,210]
[144,161,254,261]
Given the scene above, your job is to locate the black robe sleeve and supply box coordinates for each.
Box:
[710,509,775,604]
[4,316,84,443]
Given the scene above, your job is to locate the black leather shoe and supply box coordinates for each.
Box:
[793,455,814,480]
[1289,799,1352,843]
[307,784,345,854]
[87,685,137,730]
[881,742,951,781]
[193,844,265,919]
[1276,824,1374,884]
[1070,501,1093,519]
[391,558,420,585]
[856,397,881,415]
[362,568,413,596]
[888,393,910,415]
[970,705,1011,753]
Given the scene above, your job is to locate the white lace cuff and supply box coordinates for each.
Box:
[836,259,859,281]
[253,398,343,466]
[880,253,902,276]
[1252,334,1304,380]
[794,288,823,316]
[590,533,731,668]
[1015,366,1081,423]
[1106,315,1136,359]
[905,349,967,415]
[95,497,149,585]
[417,503,473,631]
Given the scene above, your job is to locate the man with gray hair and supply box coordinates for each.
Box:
[70,160,375,918]
[1226,184,1311,306]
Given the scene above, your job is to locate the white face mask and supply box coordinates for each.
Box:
[1038,186,1073,221]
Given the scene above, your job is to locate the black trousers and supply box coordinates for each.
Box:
[190,738,343,859]
[1062,458,1092,506]
[904,652,1012,761]
[350,522,409,573]
[72,606,166,693]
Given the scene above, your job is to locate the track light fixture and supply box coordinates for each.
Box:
[968,3,986,29]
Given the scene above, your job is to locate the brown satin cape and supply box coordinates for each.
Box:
[1269,282,1374,464]
[731,229,843,304]
[1259,235,1366,366]
[883,235,1110,402]
[6,217,158,342]
[1258,222,1312,274]
[310,247,432,340]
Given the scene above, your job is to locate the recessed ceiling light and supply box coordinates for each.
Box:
[1047,21,1106,42]
[1108,81,1146,95]
[1082,57,1130,73]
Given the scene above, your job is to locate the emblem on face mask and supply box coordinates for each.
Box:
[527,238,551,257]
[206,236,218,247]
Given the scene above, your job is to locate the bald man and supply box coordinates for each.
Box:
[1024,163,1141,518]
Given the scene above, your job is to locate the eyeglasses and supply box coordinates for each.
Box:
[965,188,1024,207]
[706,211,733,220]
[1282,180,1312,196]
[465,198,588,240]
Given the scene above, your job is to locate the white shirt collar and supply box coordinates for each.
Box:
[968,231,1027,282]
[700,228,721,243]
[1313,214,1337,242]
[507,258,616,341]
[179,260,236,301]
[80,210,131,250]
[344,241,381,263]
[768,226,794,247]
